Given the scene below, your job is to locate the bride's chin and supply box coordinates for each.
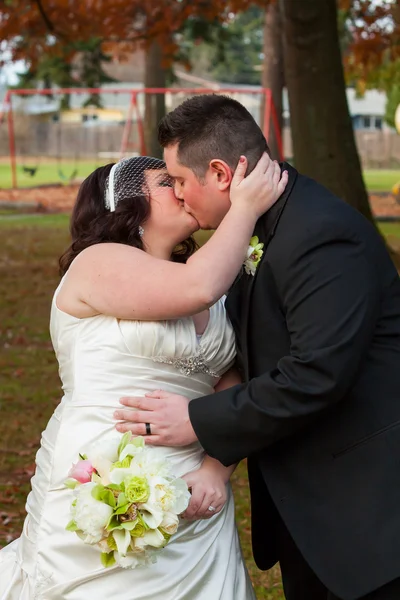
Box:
[183,214,200,235]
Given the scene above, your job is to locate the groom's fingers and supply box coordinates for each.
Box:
[115,421,147,436]
[113,408,155,424]
[144,390,171,399]
[119,395,162,411]
[114,420,164,445]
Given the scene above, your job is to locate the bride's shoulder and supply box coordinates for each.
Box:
[74,243,141,264]
[67,243,146,280]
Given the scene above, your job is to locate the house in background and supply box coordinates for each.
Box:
[347,89,388,131]
[281,88,390,132]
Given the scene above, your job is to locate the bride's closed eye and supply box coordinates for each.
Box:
[158,176,174,188]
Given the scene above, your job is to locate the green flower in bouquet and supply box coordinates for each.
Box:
[125,475,150,504]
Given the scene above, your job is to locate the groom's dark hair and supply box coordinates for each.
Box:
[158,94,270,179]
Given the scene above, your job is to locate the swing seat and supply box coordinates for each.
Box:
[58,168,78,183]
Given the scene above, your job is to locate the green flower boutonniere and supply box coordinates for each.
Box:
[243,236,264,276]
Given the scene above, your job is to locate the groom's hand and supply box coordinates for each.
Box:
[113,391,198,447]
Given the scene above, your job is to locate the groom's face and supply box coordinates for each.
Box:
[164,144,232,230]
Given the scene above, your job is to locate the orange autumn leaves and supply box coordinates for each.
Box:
[0,0,258,67]
[0,0,398,78]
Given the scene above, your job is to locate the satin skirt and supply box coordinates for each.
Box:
[0,399,255,600]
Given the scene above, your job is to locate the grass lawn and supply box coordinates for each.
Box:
[363,169,400,192]
[0,216,399,598]
[0,159,399,192]
[0,159,107,189]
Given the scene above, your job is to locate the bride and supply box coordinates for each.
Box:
[0,153,286,599]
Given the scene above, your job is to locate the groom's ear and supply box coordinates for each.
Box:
[208,159,232,191]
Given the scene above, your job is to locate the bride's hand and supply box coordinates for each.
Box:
[180,467,228,520]
[230,153,288,220]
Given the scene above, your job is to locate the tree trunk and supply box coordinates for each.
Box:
[281,0,375,223]
[144,40,166,159]
[261,0,285,160]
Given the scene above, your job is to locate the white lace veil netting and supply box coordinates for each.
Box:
[104,156,171,212]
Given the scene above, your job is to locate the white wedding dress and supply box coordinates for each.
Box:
[0,279,255,600]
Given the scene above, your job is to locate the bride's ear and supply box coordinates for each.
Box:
[209,160,232,191]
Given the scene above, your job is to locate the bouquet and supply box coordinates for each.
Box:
[64,433,191,569]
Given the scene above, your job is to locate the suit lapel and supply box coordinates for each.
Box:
[240,163,298,380]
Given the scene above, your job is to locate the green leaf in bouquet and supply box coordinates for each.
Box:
[79,453,88,460]
[113,503,131,516]
[106,515,121,531]
[113,492,131,515]
[121,519,141,531]
[129,518,146,537]
[131,436,145,448]
[107,534,118,551]
[107,484,122,492]
[117,492,127,507]
[64,478,79,489]
[91,484,117,508]
[117,432,134,457]
[110,456,132,470]
[65,520,79,532]
[101,551,116,568]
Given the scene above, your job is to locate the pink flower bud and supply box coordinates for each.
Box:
[68,460,95,484]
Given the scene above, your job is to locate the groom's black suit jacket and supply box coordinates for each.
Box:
[189,164,400,600]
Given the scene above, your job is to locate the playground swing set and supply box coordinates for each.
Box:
[0,87,283,189]
[17,111,82,183]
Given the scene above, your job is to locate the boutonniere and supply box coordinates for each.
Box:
[243,236,264,276]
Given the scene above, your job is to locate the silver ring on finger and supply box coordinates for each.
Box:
[208,505,216,512]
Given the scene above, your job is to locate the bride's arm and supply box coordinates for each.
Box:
[181,367,242,520]
[61,155,287,321]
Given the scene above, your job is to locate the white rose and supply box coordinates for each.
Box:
[72,482,113,544]
[159,511,179,536]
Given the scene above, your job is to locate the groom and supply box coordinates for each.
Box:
[114,95,400,600]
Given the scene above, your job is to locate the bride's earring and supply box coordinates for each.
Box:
[138,226,144,237]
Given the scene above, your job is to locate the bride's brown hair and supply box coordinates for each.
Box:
[59,162,198,275]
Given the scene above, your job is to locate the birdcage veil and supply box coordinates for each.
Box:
[104,156,169,212]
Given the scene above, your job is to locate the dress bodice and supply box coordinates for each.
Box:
[46,280,236,481]
[49,281,236,406]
